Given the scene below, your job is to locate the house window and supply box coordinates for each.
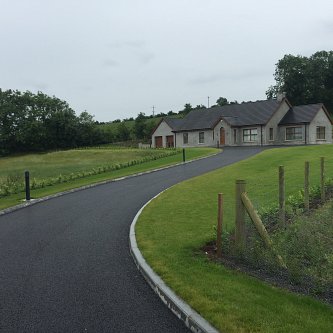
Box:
[286,127,302,140]
[199,132,205,144]
[316,126,326,140]
[243,128,258,142]
[269,128,274,141]
[183,132,188,144]
[233,129,237,144]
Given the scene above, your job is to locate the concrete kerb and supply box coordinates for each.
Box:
[0,151,221,217]
[129,191,220,333]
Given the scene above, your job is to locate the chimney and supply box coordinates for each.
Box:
[277,92,286,102]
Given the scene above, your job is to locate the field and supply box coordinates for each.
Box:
[0,148,174,179]
[0,146,217,210]
[136,145,333,333]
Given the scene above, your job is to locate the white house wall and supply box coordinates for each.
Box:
[237,126,263,146]
[151,121,174,148]
[175,129,215,148]
[213,120,232,146]
[265,100,290,145]
[278,108,332,145]
[279,124,307,145]
[308,108,332,144]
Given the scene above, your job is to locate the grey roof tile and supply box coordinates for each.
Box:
[163,117,184,130]
[279,104,323,125]
[174,100,281,131]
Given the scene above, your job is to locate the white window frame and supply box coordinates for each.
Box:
[285,126,303,141]
[269,128,274,141]
[243,128,258,142]
[183,132,188,144]
[199,131,205,144]
[316,126,326,140]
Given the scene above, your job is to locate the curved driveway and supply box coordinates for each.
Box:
[0,147,264,332]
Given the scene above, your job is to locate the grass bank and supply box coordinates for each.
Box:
[136,145,333,333]
[0,147,217,210]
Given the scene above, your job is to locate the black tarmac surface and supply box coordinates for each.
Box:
[0,147,264,332]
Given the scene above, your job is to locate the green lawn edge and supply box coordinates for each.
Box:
[136,145,333,333]
[0,147,218,210]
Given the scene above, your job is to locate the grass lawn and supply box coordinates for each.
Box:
[0,148,176,179]
[136,145,333,333]
[0,147,217,210]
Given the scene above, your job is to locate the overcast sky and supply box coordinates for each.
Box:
[1,0,332,121]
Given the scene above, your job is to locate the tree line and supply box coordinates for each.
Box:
[0,89,162,155]
[0,89,104,155]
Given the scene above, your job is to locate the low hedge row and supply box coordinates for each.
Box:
[0,149,179,197]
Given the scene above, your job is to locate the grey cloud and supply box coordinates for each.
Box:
[107,41,146,49]
[139,52,155,65]
[323,20,333,32]
[189,74,224,85]
[103,59,119,67]
[81,85,93,91]
[28,81,49,91]
[189,69,270,85]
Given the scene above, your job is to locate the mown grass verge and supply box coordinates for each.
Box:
[136,145,333,333]
[0,147,217,210]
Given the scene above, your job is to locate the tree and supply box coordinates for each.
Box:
[216,97,229,107]
[117,122,131,141]
[133,112,147,140]
[266,51,333,112]
[0,89,103,154]
[145,121,156,138]
[76,111,101,146]
[179,103,193,115]
[266,54,309,104]
[194,104,206,110]
[44,106,78,149]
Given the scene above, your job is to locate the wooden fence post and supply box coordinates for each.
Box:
[321,157,325,202]
[216,193,223,258]
[304,161,309,212]
[241,192,287,269]
[235,180,246,251]
[279,166,285,228]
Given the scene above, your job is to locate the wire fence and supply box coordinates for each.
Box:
[246,156,333,225]
[218,156,333,304]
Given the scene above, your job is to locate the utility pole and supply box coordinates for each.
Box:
[207,96,210,108]
[152,105,155,116]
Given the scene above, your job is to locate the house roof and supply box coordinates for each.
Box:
[151,116,184,136]
[163,117,184,130]
[173,99,282,132]
[279,103,330,125]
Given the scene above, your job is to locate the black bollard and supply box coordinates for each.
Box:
[182,148,185,163]
[25,171,31,201]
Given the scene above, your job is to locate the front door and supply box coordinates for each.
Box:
[220,128,225,145]
[166,135,174,148]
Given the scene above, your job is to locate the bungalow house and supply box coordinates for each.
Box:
[151,98,332,148]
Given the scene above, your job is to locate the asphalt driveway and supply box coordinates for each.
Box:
[0,147,264,332]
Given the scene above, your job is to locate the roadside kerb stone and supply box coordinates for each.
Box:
[130,191,220,333]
